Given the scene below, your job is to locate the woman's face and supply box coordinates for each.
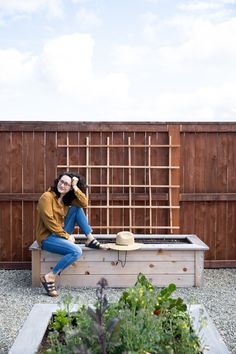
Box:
[57,175,72,194]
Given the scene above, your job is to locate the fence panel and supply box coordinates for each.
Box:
[180,125,236,267]
[0,122,235,268]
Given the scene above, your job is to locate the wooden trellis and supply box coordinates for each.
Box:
[57,134,180,234]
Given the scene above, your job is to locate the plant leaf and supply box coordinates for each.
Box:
[107,318,120,343]
[87,306,99,322]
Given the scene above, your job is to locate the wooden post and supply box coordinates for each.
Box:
[86,136,90,218]
[31,250,41,287]
[148,136,152,233]
[168,125,180,233]
[128,137,132,231]
[106,136,110,234]
[169,135,173,232]
[195,251,204,286]
[66,133,69,172]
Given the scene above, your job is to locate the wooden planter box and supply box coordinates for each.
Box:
[30,234,209,288]
[9,303,230,354]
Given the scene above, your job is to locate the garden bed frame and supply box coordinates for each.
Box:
[30,234,209,288]
[9,303,230,354]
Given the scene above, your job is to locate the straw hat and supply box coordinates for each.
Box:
[106,231,143,251]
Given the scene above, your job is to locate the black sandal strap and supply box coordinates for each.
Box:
[47,282,56,290]
[86,239,101,249]
[41,276,57,295]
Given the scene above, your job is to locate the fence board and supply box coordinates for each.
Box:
[0,122,169,132]
[57,132,67,173]
[22,202,35,261]
[11,132,23,193]
[195,202,206,248]
[182,132,195,193]
[217,133,228,193]
[45,132,57,189]
[23,132,34,193]
[68,132,79,173]
[168,125,180,232]
[227,133,236,192]
[0,132,11,193]
[216,202,227,260]
[205,202,217,261]
[12,202,23,261]
[180,202,195,234]
[133,132,146,234]
[194,133,206,193]
[34,132,45,193]
[90,132,104,233]
[112,132,128,233]
[205,133,218,192]
[228,201,236,260]
[154,132,169,234]
[0,202,11,261]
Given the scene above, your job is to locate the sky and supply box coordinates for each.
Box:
[0,0,236,122]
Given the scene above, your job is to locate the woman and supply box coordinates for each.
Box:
[36,172,101,297]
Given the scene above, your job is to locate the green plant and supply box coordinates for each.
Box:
[43,273,204,354]
[45,278,120,354]
[50,309,69,332]
[112,274,202,354]
[86,278,121,354]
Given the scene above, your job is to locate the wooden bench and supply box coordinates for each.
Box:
[30,234,209,288]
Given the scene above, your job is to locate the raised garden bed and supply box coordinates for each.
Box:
[10,287,229,354]
[30,234,209,288]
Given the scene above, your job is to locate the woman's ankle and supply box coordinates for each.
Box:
[45,272,56,282]
[86,234,94,244]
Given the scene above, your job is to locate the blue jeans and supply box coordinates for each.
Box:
[41,206,92,274]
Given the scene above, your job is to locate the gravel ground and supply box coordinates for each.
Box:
[0,268,235,354]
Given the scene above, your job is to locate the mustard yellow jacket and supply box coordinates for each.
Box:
[36,188,88,245]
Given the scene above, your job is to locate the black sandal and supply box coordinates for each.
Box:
[86,238,101,249]
[41,275,58,297]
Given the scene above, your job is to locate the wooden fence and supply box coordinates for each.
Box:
[0,122,235,268]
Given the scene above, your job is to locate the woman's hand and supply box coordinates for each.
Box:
[71,177,79,191]
[68,234,75,243]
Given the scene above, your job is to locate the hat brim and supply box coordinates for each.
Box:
[105,243,143,251]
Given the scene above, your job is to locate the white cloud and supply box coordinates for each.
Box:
[157,17,236,74]
[42,33,129,101]
[144,0,162,3]
[76,8,102,29]
[109,9,236,122]
[178,0,236,22]
[106,80,236,122]
[71,0,90,3]
[0,0,64,18]
[154,81,236,121]
[179,1,224,12]
[142,11,160,43]
[42,33,94,94]
[0,49,37,84]
[180,0,236,12]
[113,44,152,70]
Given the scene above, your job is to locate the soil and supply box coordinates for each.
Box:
[75,237,191,245]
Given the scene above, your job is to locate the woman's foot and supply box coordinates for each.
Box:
[85,234,94,245]
[44,272,56,283]
[85,234,109,250]
[41,272,58,297]
[86,238,101,249]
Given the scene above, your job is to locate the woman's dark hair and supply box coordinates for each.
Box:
[51,172,87,206]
